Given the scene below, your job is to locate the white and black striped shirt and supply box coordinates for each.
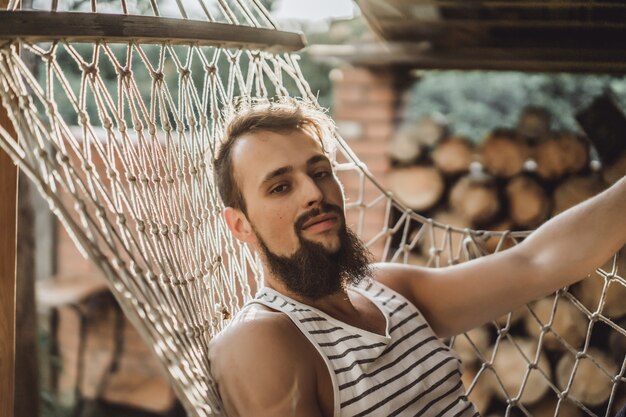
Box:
[250,279,478,417]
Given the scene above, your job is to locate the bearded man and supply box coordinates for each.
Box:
[208,101,626,417]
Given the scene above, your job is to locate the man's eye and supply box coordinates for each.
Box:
[314,170,330,179]
[270,184,289,194]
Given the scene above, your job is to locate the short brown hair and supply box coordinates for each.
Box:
[213,99,336,213]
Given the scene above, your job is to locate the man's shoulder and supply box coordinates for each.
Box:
[209,303,312,370]
[212,304,297,347]
[209,304,324,415]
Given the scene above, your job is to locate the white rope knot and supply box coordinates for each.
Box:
[180,68,191,79]
[81,63,98,77]
[152,71,164,82]
[117,67,132,79]
[45,99,57,115]
[78,111,89,126]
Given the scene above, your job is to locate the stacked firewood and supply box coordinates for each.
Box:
[386,106,626,252]
[385,106,626,415]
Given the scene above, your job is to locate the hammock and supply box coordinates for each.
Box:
[0,1,624,416]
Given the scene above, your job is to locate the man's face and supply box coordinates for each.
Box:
[227,128,372,299]
[231,129,345,257]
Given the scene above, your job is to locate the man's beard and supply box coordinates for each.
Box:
[255,203,373,300]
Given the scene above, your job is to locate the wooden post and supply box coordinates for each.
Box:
[0,101,18,417]
[0,0,18,410]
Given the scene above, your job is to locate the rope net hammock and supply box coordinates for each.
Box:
[0,1,624,416]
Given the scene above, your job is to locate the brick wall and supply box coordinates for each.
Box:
[51,141,175,412]
[331,65,411,260]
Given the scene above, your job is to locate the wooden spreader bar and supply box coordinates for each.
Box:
[0,10,306,52]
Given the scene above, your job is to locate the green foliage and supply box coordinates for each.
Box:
[404,71,626,142]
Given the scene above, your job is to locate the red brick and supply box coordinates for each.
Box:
[334,84,397,106]
[364,122,396,142]
[336,66,394,85]
[333,105,395,123]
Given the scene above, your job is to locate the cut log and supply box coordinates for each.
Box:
[389,124,423,164]
[505,175,551,228]
[534,132,590,181]
[404,252,428,267]
[481,129,530,178]
[528,396,583,417]
[415,114,449,148]
[419,210,471,266]
[603,151,626,184]
[612,382,626,417]
[608,318,626,367]
[552,174,608,216]
[487,339,551,405]
[572,247,626,319]
[461,366,493,416]
[431,136,475,176]
[452,326,491,365]
[386,166,444,212]
[481,219,515,254]
[449,173,500,225]
[575,92,626,167]
[556,347,618,407]
[517,106,551,142]
[495,306,527,328]
[524,296,588,351]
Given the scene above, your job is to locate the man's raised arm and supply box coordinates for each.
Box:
[377,175,626,338]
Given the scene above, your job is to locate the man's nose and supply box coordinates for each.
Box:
[301,175,324,208]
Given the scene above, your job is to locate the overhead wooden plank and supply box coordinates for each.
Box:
[358,0,626,21]
[0,78,18,417]
[351,0,626,72]
[0,11,306,52]
[356,0,626,48]
[368,19,626,49]
[308,42,626,74]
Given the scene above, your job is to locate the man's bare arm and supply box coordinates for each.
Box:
[209,312,324,417]
[377,175,626,338]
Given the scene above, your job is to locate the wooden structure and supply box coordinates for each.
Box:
[0,6,305,413]
[311,0,626,73]
[0,1,17,413]
[0,100,17,417]
[0,11,305,51]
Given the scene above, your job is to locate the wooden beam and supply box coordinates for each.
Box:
[356,0,626,50]
[0,10,306,52]
[358,0,626,18]
[0,81,18,417]
[0,3,18,413]
[308,42,626,74]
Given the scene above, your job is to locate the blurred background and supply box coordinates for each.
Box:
[8,0,626,416]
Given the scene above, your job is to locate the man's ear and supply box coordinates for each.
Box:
[224,207,256,244]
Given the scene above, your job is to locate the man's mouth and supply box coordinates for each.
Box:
[301,213,339,233]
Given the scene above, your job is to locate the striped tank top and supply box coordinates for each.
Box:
[250,278,478,417]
